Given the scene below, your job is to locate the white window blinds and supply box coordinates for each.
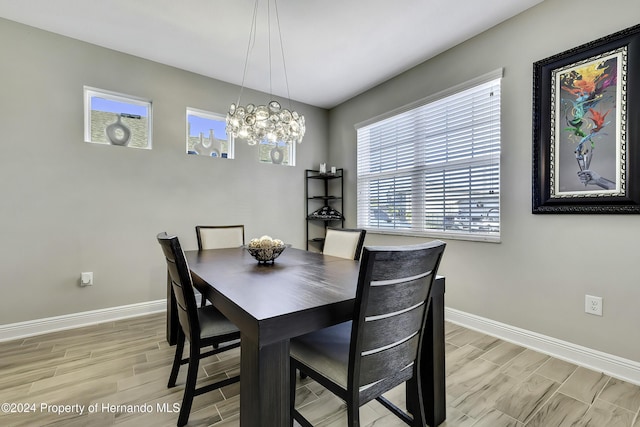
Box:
[356,72,501,242]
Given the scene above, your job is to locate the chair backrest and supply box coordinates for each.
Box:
[157,232,200,342]
[195,225,245,250]
[322,227,367,260]
[348,240,446,403]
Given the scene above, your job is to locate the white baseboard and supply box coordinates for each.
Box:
[5,300,637,385]
[0,300,167,342]
[445,307,640,386]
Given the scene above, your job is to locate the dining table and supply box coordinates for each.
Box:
[166,247,446,427]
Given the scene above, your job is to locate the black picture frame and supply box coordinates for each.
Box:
[532,24,640,213]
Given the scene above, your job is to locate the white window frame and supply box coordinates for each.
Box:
[356,69,502,243]
[186,107,235,159]
[258,139,296,166]
[84,86,152,149]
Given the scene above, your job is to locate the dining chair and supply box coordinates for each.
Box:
[298,227,367,379]
[157,232,241,427]
[195,225,245,306]
[195,224,245,250]
[321,227,367,260]
[298,227,367,381]
[289,240,446,427]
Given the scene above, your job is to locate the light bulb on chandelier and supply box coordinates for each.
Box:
[226,0,305,146]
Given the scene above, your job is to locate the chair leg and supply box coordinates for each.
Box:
[168,332,185,388]
[407,380,426,427]
[177,344,200,427]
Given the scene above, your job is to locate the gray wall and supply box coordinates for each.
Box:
[2,0,639,364]
[329,0,640,362]
[0,18,328,323]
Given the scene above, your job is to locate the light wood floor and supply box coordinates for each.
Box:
[1,312,639,426]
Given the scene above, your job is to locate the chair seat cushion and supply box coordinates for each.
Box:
[290,321,351,389]
[198,305,239,339]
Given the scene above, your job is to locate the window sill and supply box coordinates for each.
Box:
[365,228,501,243]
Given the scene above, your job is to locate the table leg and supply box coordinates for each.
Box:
[407,276,446,426]
[240,334,290,427]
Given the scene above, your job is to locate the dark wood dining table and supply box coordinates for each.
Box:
[166,247,446,427]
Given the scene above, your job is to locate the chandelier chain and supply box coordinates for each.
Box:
[273,0,293,110]
[237,0,260,106]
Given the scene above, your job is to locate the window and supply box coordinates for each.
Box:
[258,140,295,166]
[84,86,152,149]
[356,70,502,242]
[186,108,234,159]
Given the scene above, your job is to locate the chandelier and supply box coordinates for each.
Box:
[226,0,305,146]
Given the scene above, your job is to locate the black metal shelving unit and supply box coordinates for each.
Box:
[305,168,344,251]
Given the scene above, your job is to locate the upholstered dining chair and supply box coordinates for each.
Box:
[290,240,446,427]
[195,225,245,307]
[195,225,245,250]
[157,232,241,427]
[298,227,367,380]
[321,227,367,260]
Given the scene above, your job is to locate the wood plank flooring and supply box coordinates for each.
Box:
[1,313,639,426]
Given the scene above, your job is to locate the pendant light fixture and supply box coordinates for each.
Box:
[226,0,305,146]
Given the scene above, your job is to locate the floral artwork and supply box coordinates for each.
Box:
[532,23,640,214]
[551,50,625,196]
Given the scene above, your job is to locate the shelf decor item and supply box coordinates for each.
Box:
[105,114,132,146]
[245,236,289,263]
[532,23,640,213]
[308,206,343,220]
[270,146,285,164]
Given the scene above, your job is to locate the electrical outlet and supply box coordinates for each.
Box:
[585,295,602,316]
[81,272,93,286]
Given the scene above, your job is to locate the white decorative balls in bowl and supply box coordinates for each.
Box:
[245,235,289,263]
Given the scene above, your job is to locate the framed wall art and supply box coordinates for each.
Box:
[532,24,640,213]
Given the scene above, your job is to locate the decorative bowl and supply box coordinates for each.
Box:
[245,235,289,263]
[245,244,289,263]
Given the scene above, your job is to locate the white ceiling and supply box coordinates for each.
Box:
[0,0,542,108]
